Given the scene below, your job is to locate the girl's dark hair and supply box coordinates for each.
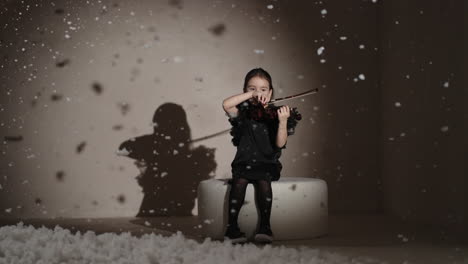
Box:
[242,68,274,98]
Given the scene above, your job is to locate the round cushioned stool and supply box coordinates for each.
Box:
[197,177,328,240]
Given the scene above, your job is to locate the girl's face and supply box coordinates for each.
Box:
[245,76,272,104]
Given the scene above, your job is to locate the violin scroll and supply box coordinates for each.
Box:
[290,107,302,121]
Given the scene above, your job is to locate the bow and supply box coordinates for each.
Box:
[190,88,319,143]
[267,88,319,105]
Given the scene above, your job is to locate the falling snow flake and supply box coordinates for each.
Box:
[254,49,265,54]
[317,46,325,56]
[203,219,213,224]
[397,234,409,242]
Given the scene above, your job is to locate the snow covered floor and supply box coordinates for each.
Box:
[0,222,379,264]
[0,215,466,264]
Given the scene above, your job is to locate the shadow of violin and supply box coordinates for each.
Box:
[117,102,217,216]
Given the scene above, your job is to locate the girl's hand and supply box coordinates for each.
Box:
[277,105,290,123]
[251,91,268,105]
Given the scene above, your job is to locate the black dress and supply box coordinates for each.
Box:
[227,101,298,182]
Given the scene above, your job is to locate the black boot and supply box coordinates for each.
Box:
[254,225,273,244]
[224,225,247,244]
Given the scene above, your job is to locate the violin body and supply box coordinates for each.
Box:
[247,102,302,122]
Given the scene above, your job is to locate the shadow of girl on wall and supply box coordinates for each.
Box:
[117,102,217,216]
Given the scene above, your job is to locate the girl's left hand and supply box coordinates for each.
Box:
[277,105,290,123]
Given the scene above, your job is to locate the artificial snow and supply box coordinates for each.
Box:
[0,223,379,264]
[254,49,265,54]
[397,234,409,243]
[317,46,325,56]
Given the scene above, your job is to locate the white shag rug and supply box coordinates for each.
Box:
[0,222,381,264]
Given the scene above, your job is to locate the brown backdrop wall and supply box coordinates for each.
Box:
[379,0,467,232]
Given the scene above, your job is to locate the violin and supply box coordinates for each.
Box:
[246,88,319,122]
[248,101,302,122]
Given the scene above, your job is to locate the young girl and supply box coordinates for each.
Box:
[221,68,298,243]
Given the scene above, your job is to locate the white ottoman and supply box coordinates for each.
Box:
[197,177,328,240]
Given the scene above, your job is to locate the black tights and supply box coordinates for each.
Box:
[227,177,273,230]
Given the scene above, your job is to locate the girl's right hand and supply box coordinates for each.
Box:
[251,91,268,105]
